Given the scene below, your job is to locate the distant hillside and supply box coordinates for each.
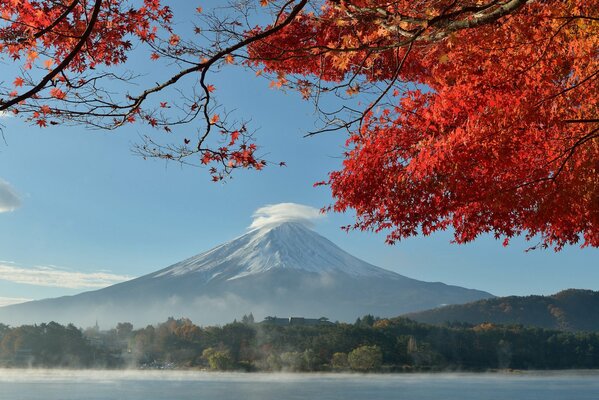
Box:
[404,289,599,332]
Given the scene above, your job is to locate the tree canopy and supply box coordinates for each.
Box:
[0,0,597,249]
[3,317,599,371]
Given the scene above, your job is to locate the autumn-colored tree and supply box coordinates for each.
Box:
[0,0,285,178]
[248,0,598,250]
[0,0,597,249]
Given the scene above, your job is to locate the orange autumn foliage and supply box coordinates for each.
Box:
[248,0,598,249]
[0,0,596,249]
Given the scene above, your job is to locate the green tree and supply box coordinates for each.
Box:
[241,313,255,325]
[331,352,349,370]
[116,322,134,340]
[280,351,304,371]
[302,349,324,371]
[265,353,282,372]
[202,347,234,371]
[348,345,383,372]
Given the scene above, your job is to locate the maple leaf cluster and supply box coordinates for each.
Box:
[0,0,596,249]
[0,0,172,69]
[0,0,293,181]
[0,0,173,126]
[248,0,598,249]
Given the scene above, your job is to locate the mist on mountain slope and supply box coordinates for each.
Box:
[0,206,493,327]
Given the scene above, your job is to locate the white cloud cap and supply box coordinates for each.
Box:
[0,179,21,213]
[249,202,324,230]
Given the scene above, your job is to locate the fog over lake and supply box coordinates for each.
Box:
[1,370,598,400]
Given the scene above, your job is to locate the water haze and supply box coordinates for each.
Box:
[1,370,598,400]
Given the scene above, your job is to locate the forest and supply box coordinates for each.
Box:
[1,315,598,372]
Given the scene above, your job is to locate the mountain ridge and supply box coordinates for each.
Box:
[0,221,493,327]
[403,289,599,332]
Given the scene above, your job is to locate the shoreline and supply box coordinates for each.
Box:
[1,367,599,376]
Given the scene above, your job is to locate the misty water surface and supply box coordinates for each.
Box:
[1,370,598,400]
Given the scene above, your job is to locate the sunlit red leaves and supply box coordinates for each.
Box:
[201,152,212,165]
[168,34,180,46]
[229,130,240,145]
[224,54,235,64]
[198,131,265,181]
[0,0,177,143]
[49,87,66,99]
[346,85,360,96]
[147,116,158,127]
[1,0,595,249]
[248,0,599,249]
[0,0,173,88]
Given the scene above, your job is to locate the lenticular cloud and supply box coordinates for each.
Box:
[249,203,324,230]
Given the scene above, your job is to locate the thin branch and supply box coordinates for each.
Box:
[0,0,102,112]
[29,0,80,41]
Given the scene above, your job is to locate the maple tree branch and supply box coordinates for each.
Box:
[0,0,102,112]
[335,0,528,42]
[564,119,599,124]
[535,69,599,107]
[508,128,599,192]
[305,40,416,137]
[274,0,298,24]
[0,0,80,42]
[428,0,528,35]
[555,15,599,21]
[549,128,599,181]
[28,0,80,41]
[516,17,575,76]
[119,0,309,147]
[356,45,415,135]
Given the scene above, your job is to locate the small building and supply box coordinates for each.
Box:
[261,316,334,326]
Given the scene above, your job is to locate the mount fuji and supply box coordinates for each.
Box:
[0,221,493,327]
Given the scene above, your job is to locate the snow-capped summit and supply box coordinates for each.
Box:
[154,222,395,281]
[0,204,494,327]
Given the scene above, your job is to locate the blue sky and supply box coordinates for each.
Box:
[0,1,597,306]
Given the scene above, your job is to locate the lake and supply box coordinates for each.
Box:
[0,370,598,400]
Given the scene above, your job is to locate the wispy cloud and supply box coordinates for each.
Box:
[0,296,33,307]
[249,203,324,230]
[0,263,133,289]
[0,179,21,213]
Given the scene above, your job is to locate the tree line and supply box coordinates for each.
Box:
[1,315,598,371]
